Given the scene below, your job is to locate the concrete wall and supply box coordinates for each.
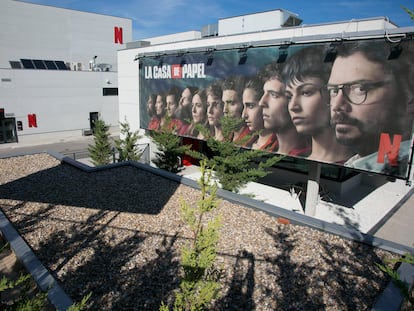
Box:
[140,31,202,46]
[0,0,132,141]
[219,10,289,35]
[0,0,132,71]
[1,69,119,136]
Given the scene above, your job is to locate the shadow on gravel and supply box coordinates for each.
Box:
[24,208,182,310]
[216,249,256,310]
[316,235,389,309]
[0,163,180,214]
[214,226,391,311]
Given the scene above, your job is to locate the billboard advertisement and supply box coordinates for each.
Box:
[139,38,414,180]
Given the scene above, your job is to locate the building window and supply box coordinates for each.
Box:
[55,61,69,70]
[9,61,22,69]
[44,60,58,70]
[33,59,47,69]
[21,59,35,69]
[103,88,118,96]
[18,59,69,70]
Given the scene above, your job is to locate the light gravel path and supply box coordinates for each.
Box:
[0,154,398,310]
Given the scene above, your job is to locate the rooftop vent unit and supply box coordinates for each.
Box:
[201,23,219,37]
[218,9,302,36]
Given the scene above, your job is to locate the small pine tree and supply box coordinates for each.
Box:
[202,116,283,193]
[88,119,112,166]
[114,120,143,162]
[160,159,223,311]
[151,118,193,173]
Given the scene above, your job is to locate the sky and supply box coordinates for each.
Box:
[20,0,414,40]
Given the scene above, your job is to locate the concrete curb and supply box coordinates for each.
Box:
[0,210,73,310]
[371,262,414,310]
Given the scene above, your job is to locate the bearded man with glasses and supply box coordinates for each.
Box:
[328,40,414,176]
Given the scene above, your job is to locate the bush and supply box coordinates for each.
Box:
[160,159,223,310]
[201,116,283,193]
[114,120,143,162]
[88,119,113,166]
[151,119,192,173]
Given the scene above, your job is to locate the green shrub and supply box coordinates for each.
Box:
[160,159,223,311]
[151,120,192,173]
[0,241,91,311]
[201,116,283,193]
[114,119,143,162]
[88,119,113,166]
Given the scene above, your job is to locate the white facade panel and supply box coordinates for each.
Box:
[142,31,202,46]
[0,69,119,135]
[118,50,140,132]
[0,0,132,70]
[219,11,285,36]
[0,0,132,143]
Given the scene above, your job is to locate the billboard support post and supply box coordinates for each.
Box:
[305,162,321,217]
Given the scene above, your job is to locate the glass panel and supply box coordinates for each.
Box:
[102,88,118,96]
[9,61,22,69]
[44,60,58,70]
[55,61,68,70]
[20,59,35,69]
[33,59,46,69]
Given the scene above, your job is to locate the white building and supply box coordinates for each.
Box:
[0,0,132,144]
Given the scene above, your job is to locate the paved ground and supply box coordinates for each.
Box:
[371,189,414,247]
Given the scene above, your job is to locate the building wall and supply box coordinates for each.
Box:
[117,50,141,133]
[0,0,132,141]
[1,69,119,135]
[141,31,202,46]
[0,0,132,70]
[218,10,291,35]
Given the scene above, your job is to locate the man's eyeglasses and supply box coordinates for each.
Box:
[326,81,388,105]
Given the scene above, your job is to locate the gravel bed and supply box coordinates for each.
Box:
[0,154,398,310]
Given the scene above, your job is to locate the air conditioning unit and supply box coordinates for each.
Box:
[93,63,112,72]
[69,62,83,71]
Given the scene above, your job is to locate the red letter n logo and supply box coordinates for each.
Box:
[377,133,402,166]
[28,114,37,128]
[114,26,123,44]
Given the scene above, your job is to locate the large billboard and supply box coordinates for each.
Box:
[139,38,414,180]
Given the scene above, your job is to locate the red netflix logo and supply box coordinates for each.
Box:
[28,114,37,128]
[377,133,402,166]
[114,26,123,44]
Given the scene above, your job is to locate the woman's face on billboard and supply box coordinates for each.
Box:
[147,95,155,114]
[192,94,206,124]
[207,94,223,126]
[155,95,165,116]
[285,77,330,135]
[242,88,264,132]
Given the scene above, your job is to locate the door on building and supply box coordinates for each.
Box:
[89,112,99,133]
[0,118,18,144]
